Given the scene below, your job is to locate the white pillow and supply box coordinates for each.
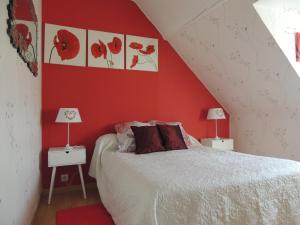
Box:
[89,133,118,178]
[189,135,202,147]
[115,121,151,152]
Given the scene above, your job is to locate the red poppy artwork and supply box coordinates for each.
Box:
[108,37,122,54]
[129,42,143,50]
[126,35,158,72]
[11,23,32,52]
[88,30,124,69]
[44,24,86,67]
[130,55,139,68]
[91,40,107,59]
[8,0,38,76]
[52,29,80,61]
[9,20,38,76]
[139,45,155,55]
[296,33,300,62]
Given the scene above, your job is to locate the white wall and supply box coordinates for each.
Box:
[0,0,41,224]
[167,0,300,160]
[254,0,300,77]
[134,0,300,160]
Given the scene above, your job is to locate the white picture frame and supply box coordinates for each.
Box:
[126,35,158,72]
[44,23,86,67]
[88,30,124,69]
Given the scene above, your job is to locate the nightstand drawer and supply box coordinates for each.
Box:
[201,138,234,151]
[48,147,86,167]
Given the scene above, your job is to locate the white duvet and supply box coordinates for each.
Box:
[89,134,300,225]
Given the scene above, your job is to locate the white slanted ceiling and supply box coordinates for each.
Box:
[133,0,300,161]
[133,0,227,39]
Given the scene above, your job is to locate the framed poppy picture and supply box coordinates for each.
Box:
[44,23,86,67]
[126,35,158,72]
[296,33,300,62]
[11,20,38,74]
[88,30,124,69]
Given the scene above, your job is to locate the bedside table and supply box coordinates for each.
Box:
[201,138,234,151]
[48,146,87,204]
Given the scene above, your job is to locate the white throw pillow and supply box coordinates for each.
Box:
[115,121,151,152]
[189,135,202,147]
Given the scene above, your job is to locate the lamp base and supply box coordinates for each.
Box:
[65,144,73,150]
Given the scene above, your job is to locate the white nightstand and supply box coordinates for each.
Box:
[201,138,234,151]
[48,146,87,204]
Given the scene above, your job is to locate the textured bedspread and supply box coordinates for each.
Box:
[94,145,300,225]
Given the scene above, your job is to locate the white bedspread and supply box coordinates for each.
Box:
[90,135,300,225]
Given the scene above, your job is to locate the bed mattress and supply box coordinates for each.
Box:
[90,134,300,225]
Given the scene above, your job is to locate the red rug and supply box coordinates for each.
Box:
[56,204,115,225]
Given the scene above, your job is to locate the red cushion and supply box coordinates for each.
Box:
[131,126,166,154]
[157,124,188,150]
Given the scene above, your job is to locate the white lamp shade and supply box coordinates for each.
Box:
[55,108,82,123]
[207,108,226,120]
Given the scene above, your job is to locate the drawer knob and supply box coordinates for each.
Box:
[65,151,70,154]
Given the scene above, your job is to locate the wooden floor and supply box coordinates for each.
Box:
[33,185,100,225]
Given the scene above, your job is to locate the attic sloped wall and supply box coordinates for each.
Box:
[254,0,300,78]
[0,0,41,224]
[167,0,300,159]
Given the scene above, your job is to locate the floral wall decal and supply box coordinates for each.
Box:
[126,35,158,72]
[296,32,300,62]
[7,0,38,76]
[88,30,124,69]
[44,24,86,67]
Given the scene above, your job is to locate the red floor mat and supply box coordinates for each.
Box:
[56,204,115,225]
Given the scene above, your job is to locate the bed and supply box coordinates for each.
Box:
[89,133,300,225]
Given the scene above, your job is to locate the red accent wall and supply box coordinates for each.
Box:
[42,0,230,188]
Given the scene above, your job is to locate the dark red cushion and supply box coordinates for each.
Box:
[131,126,166,154]
[157,124,188,150]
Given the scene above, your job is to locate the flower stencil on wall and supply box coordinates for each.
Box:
[126,35,158,72]
[88,30,124,69]
[44,24,86,67]
[296,33,300,62]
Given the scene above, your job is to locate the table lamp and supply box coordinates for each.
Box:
[207,108,225,139]
[55,108,82,149]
